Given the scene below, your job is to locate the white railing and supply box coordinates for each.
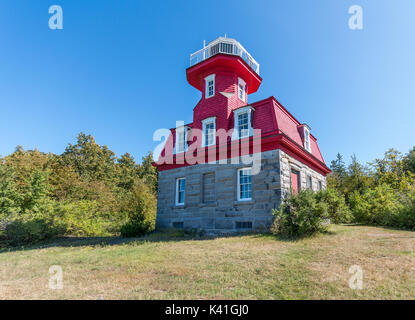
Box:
[190,37,260,74]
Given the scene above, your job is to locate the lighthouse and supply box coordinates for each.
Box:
[155,37,331,233]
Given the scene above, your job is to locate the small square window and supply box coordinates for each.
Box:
[173,222,184,229]
[236,221,252,229]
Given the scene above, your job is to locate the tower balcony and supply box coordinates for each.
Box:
[190,37,260,75]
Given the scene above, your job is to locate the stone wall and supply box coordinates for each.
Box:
[279,150,327,193]
[156,149,326,234]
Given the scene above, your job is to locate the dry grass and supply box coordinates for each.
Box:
[0,225,414,299]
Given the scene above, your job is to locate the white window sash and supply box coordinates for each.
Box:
[205,74,215,98]
[232,106,254,141]
[175,178,186,205]
[238,77,246,102]
[174,127,188,154]
[237,168,252,201]
[202,117,216,147]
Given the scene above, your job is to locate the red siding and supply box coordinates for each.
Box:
[157,56,329,174]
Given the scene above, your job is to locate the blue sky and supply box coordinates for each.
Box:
[0,0,414,166]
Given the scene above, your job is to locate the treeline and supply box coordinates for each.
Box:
[327,147,415,229]
[271,146,415,238]
[0,133,158,245]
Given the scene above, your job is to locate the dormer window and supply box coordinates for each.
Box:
[304,126,311,153]
[175,126,188,154]
[232,106,254,140]
[238,78,246,102]
[205,74,215,98]
[238,112,249,138]
[202,117,216,147]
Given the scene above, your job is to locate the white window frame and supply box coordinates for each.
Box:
[201,117,216,147]
[237,167,252,201]
[304,126,311,153]
[174,126,188,154]
[232,106,254,140]
[175,177,186,206]
[238,77,246,102]
[306,175,313,190]
[205,74,215,99]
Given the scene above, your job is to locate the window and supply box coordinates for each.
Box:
[175,126,187,154]
[238,168,252,201]
[205,74,215,98]
[172,222,184,229]
[238,112,249,138]
[318,181,323,191]
[202,172,215,204]
[232,106,254,140]
[202,117,216,146]
[175,178,186,205]
[236,221,252,229]
[304,127,311,153]
[291,169,300,194]
[307,176,313,190]
[238,78,246,102]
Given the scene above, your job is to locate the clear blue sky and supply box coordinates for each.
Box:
[1,0,414,166]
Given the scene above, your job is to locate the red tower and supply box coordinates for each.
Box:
[186,37,262,134]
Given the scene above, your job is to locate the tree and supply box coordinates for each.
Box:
[343,154,371,197]
[138,151,158,194]
[403,146,415,174]
[328,153,347,191]
[117,153,138,191]
[61,133,116,182]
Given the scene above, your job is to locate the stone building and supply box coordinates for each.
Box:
[154,37,331,233]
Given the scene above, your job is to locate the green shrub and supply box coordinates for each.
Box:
[120,179,156,238]
[271,190,328,238]
[316,188,352,223]
[348,184,402,225]
[52,200,120,237]
[3,219,58,246]
[120,221,149,237]
[393,188,415,230]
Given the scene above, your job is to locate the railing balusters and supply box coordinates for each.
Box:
[190,38,259,74]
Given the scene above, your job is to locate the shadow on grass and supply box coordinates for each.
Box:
[0,228,272,254]
[0,224,356,254]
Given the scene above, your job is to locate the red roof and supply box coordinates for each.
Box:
[156,96,330,175]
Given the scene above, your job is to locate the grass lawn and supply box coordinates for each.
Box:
[0,225,414,299]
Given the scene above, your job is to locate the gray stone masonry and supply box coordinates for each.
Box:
[156,149,327,234]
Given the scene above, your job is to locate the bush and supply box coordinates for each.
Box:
[271,190,328,238]
[120,179,156,237]
[316,188,352,223]
[52,200,122,237]
[120,221,149,237]
[348,184,402,226]
[3,219,58,246]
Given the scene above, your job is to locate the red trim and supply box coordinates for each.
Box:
[186,54,262,94]
[155,130,331,176]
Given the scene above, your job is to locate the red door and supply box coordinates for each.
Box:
[291,170,300,195]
